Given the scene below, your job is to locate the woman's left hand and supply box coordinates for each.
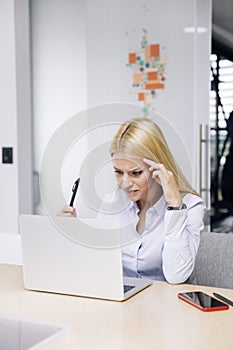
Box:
[143,158,182,206]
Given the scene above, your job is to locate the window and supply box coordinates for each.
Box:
[210,54,233,229]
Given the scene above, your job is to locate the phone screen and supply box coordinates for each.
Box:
[178,291,229,311]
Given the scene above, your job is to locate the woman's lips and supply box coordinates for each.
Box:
[125,190,138,195]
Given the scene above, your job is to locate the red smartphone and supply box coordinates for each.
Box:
[178,291,229,312]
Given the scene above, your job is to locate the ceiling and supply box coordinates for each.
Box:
[212,0,233,60]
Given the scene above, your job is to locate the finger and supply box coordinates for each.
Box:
[63,205,75,212]
[57,211,77,217]
[152,164,171,179]
[57,205,77,216]
[143,159,166,174]
[143,158,159,167]
[152,169,171,185]
[149,163,161,171]
[152,170,162,184]
[57,211,71,217]
[60,212,74,217]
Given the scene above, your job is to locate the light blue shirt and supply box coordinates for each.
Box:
[98,189,205,283]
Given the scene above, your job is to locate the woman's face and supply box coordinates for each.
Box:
[112,154,158,204]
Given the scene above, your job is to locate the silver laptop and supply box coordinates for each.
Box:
[20,215,152,301]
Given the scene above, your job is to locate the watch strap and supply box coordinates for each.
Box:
[167,203,187,211]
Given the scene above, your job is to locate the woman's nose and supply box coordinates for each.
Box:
[120,175,133,189]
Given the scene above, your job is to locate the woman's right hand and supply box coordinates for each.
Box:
[57,205,77,217]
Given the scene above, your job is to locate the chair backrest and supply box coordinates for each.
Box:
[193,231,233,289]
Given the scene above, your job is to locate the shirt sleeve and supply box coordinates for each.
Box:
[162,194,205,284]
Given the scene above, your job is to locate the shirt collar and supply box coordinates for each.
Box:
[119,189,167,216]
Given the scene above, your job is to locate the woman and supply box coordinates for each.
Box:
[60,118,205,284]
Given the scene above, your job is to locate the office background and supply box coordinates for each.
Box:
[0,0,212,236]
[4,0,233,237]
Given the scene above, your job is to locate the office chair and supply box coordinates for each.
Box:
[192,231,233,289]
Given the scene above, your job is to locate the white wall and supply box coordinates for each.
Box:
[0,0,33,234]
[30,0,88,213]
[30,2,87,174]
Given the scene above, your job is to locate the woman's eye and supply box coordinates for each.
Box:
[114,170,123,175]
[131,171,143,176]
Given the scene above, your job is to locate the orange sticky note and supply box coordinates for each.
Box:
[138,92,145,101]
[129,53,136,64]
[151,44,160,57]
[148,72,158,81]
[133,73,143,85]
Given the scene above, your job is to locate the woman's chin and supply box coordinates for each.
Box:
[125,191,140,201]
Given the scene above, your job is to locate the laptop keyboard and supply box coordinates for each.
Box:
[124,284,135,293]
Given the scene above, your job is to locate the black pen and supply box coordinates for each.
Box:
[69,178,80,207]
[213,292,233,307]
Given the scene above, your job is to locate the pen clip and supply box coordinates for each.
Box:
[72,179,79,191]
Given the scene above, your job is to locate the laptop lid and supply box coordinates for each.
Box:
[20,215,152,301]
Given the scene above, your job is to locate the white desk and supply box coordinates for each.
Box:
[1,264,233,350]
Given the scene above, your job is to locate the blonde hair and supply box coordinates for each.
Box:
[110,118,199,197]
